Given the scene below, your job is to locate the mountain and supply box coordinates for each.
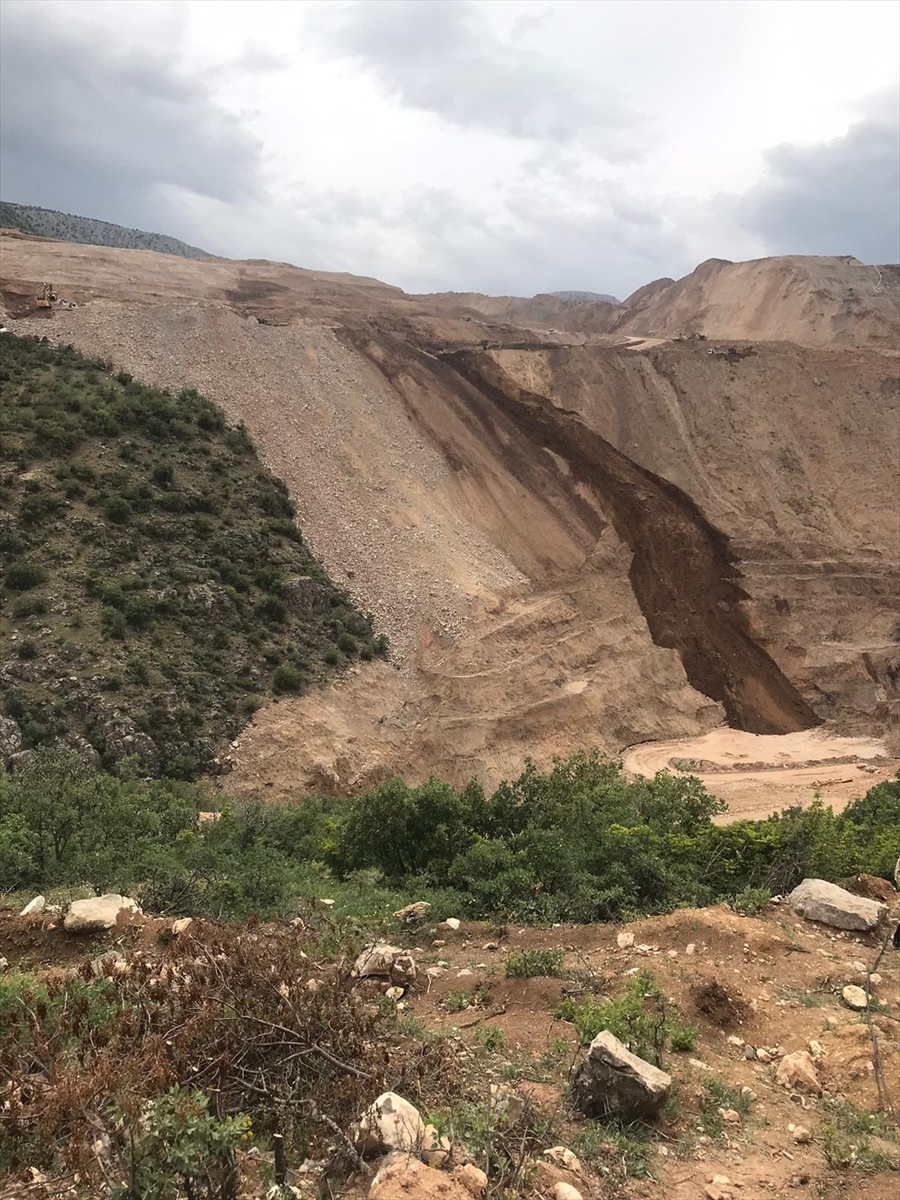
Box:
[1,233,897,799]
[0,201,211,259]
[549,289,620,303]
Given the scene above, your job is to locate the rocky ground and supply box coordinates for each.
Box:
[2,878,898,1200]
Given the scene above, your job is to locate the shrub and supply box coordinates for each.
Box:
[505,948,565,978]
[17,640,38,660]
[5,561,48,591]
[556,972,697,1064]
[104,495,133,524]
[337,631,358,655]
[272,663,303,693]
[730,886,772,916]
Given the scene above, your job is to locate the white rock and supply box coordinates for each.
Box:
[442,918,461,931]
[842,984,868,1011]
[787,879,887,932]
[20,895,46,917]
[727,1035,745,1048]
[775,1050,821,1094]
[552,1184,583,1200]
[808,1040,824,1059]
[357,1092,425,1154]
[792,1125,811,1144]
[63,894,141,933]
[685,943,696,955]
[421,1124,451,1167]
[616,930,635,949]
[543,1147,582,1173]
[172,917,193,935]
[489,1084,524,1123]
[0,957,8,971]
[385,986,405,1001]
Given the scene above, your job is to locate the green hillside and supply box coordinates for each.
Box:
[0,333,385,779]
[0,201,210,258]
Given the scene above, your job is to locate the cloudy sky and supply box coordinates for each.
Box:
[1,0,898,298]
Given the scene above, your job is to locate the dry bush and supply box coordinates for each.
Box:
[0,924,460,1188]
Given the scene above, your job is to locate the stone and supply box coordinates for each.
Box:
[686,942,696,955]
[808,1040,824,1058]
[63,894,141,933]
[354,944,403,978]
[489,1084,524,1124]
[393,902,431,928]
[0,957,8,971]
[842,984,868,1011]
[755,1047,772,1063]
[719,1108,741,1123]
[727,1035,745,1048]
[543,1147,582,1173]
[616,930,635,949]
[452,1165,488,1196]
[91,951,126,977]
[172,917,193,935]
[572,1030,672,1119]
[787,879,887,932]
[385,986,405,1001]
[390,953,417,987]
[0,715,24,762]
[357,1092,425,1155]
[442,918,461,931]
[370,1157,470,1200]
[790,1125,811,1144]
[552,1184,582,1200]
[775,1051,821,1094]
[20,895,46,917]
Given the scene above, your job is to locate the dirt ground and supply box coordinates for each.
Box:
[623,728,899,820]
[4,896,898,1200]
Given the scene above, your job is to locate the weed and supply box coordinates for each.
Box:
[730,886,772,916]
[557,971,697,1064]
[474,1025,507,1052]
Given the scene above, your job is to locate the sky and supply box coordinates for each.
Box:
[1,0,898,299]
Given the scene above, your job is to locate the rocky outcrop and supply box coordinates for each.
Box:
[787,879,887,932]
[63,894,141,933]
[572,1030,672,1118]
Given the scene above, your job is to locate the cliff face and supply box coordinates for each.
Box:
[2,233,897,796]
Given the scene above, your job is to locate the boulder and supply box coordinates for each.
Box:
[172,917,193,936]
[775,1050,821,1094]
[616,931,635,949]
[354,944,403,979]
[452,1165,487,1196]
[842,985,868,1011]
[63,894,141,933]
[357,1092,425,1155]
[394,901,431,929]
[20,895,46,917]
[370,1156,471,1200]
[552,1185,583,1200]
[787,879,886,932]
[543,1148,582,1173]
[572,1031,671,1119]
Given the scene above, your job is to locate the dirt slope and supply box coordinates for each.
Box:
[2,233,898,800]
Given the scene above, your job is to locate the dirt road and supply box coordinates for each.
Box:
[622,726,897,820]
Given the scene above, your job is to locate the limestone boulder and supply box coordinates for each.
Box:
[63,894,141,933]
[572,1030,671,1119]
[787,879,886,931]
[20,895,46,917]
[357,1092,425,1155]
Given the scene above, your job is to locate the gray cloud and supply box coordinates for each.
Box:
[737,87,900,263]
[0,6,262,229]
[312,0,648,160]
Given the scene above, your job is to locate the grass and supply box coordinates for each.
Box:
[0,333,385,779]
[556,971,697,1063]
[698,1079,754,1141]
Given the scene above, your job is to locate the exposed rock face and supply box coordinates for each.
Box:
[0,716,23,762]
[357,1092,425,1155]
[775,1050,821,1094]
[787,879,887,931]
[63,894,141,933]
[572,1030,672,1118]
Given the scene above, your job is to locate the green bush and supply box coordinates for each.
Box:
[104,495,133,525]
[5,561,48,591]
[505,948,564,978]
[272,663,303,693]
[557,971,697,1064]
[730,886,772,916]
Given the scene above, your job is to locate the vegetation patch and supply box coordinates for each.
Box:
[0,334,385,779]
[556,971,697,1063]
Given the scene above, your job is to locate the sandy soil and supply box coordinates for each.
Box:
[623,727,898,820]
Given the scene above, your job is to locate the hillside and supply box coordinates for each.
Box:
[617,255,900,348]
[0,200,210,259]
[0,333,383,779]
[1,233,898,801]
